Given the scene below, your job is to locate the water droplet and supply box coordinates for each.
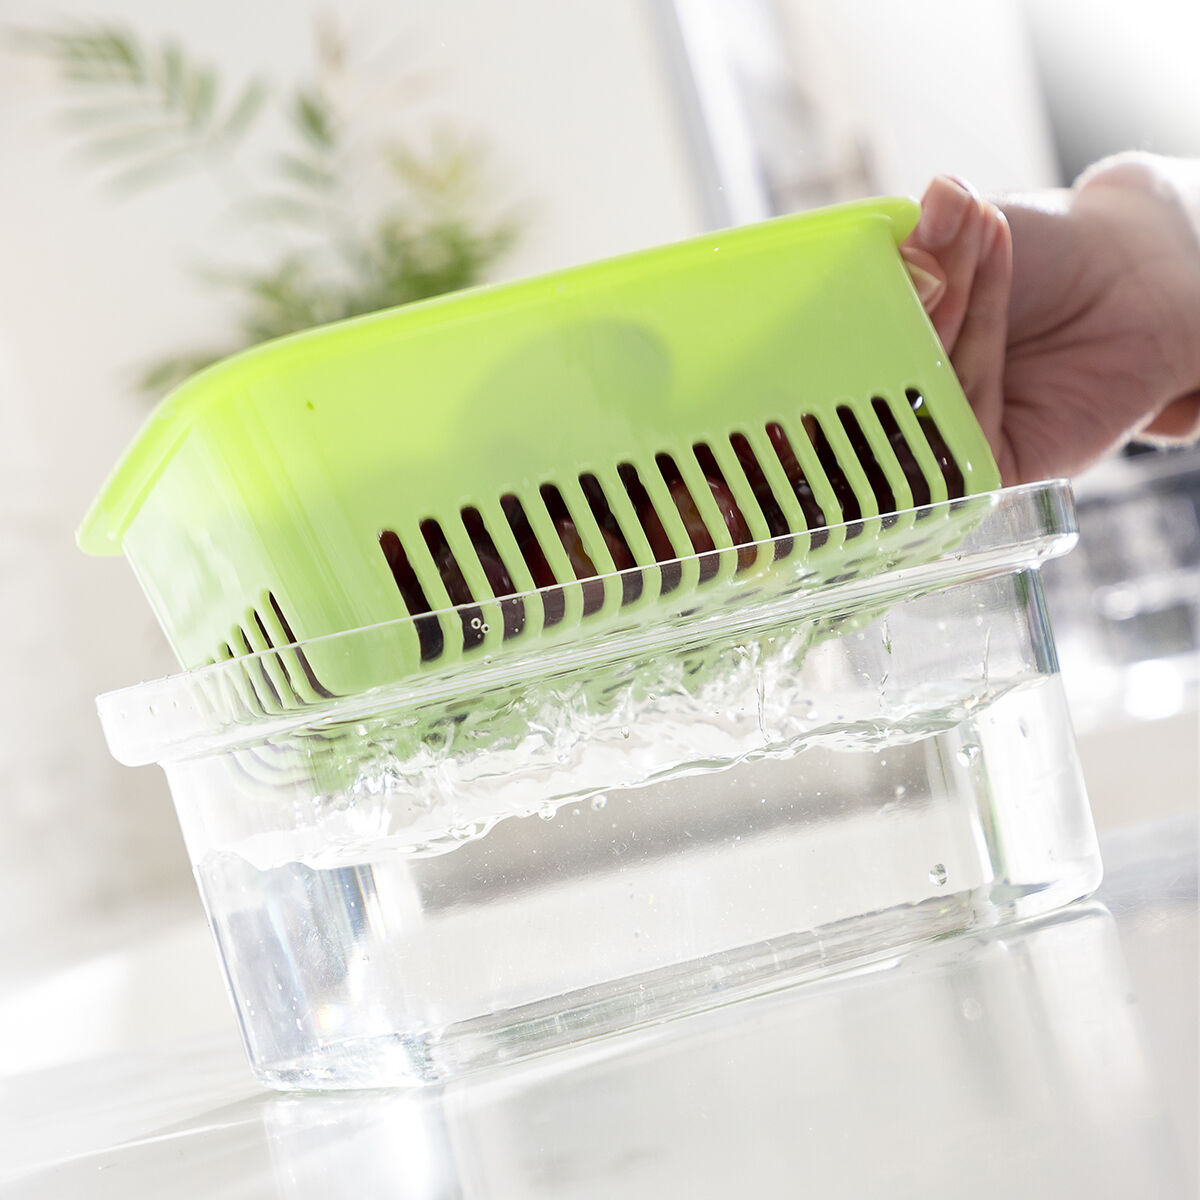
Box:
[929,863,948,886]
[893,784,907,798]
[956,743,981,767]
[962,997,983,1021]
[590,795,608,812]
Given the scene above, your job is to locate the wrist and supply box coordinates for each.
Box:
[1074,153,1200,396]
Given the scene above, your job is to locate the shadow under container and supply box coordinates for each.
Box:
[97,481,1101,1091]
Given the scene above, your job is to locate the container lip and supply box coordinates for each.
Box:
[95,479,1075,767]
[75,197,917,557]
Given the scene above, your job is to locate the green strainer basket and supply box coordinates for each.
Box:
[78,196,999,703]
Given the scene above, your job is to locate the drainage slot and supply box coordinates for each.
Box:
[579,473,639,603]
[379,531,444,661]
[692,442,755,571]
[809,417,862,536]
[872,398,931,508]
[907,387,965,499]
[765,420,829,548]
[540,483,607,616]
[502,494,565,626]
[421,518,486,648]
[462,506,524,638]
[618,462,681,593]
[838,405,895,521]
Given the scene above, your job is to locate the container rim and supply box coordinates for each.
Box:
[96,479,1076,766]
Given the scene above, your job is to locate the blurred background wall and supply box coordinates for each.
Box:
[0,0,1195,1074]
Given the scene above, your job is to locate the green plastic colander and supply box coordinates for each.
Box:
[78,196,999,703]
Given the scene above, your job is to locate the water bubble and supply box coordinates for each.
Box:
[479,623,490,634]
[470,617,483,630]
[538,803,556,821]
[962,997,983,1021]
[956,743,981,768]
[590,795,608,812]
[893,784,907,798]
[929,863,948,886]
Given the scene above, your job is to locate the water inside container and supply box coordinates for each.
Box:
[195,672,1097,1090]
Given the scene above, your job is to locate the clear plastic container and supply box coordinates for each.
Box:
[97,481,1101,1091]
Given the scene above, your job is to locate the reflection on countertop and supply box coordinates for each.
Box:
[2,813,1195,1200]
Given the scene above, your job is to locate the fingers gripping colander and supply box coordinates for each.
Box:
[78,197,999,704]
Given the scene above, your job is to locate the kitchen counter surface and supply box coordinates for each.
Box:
[3,811,1196,1199]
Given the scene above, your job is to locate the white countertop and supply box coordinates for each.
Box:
[2,813,1196,1199]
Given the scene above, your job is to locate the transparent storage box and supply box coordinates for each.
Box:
[97,481,1101,1091]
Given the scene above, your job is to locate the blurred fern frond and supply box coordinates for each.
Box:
[15,23,266,188]
[16,17,523,397]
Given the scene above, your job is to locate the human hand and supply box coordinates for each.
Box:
[901,154,1200,484]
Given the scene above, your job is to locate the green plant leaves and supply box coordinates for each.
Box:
[293,88,335,150]
[16,18,522,398]
[18,21,267,185]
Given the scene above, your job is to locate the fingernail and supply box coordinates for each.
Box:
[915,176,973,248]
[906,263,944,306]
